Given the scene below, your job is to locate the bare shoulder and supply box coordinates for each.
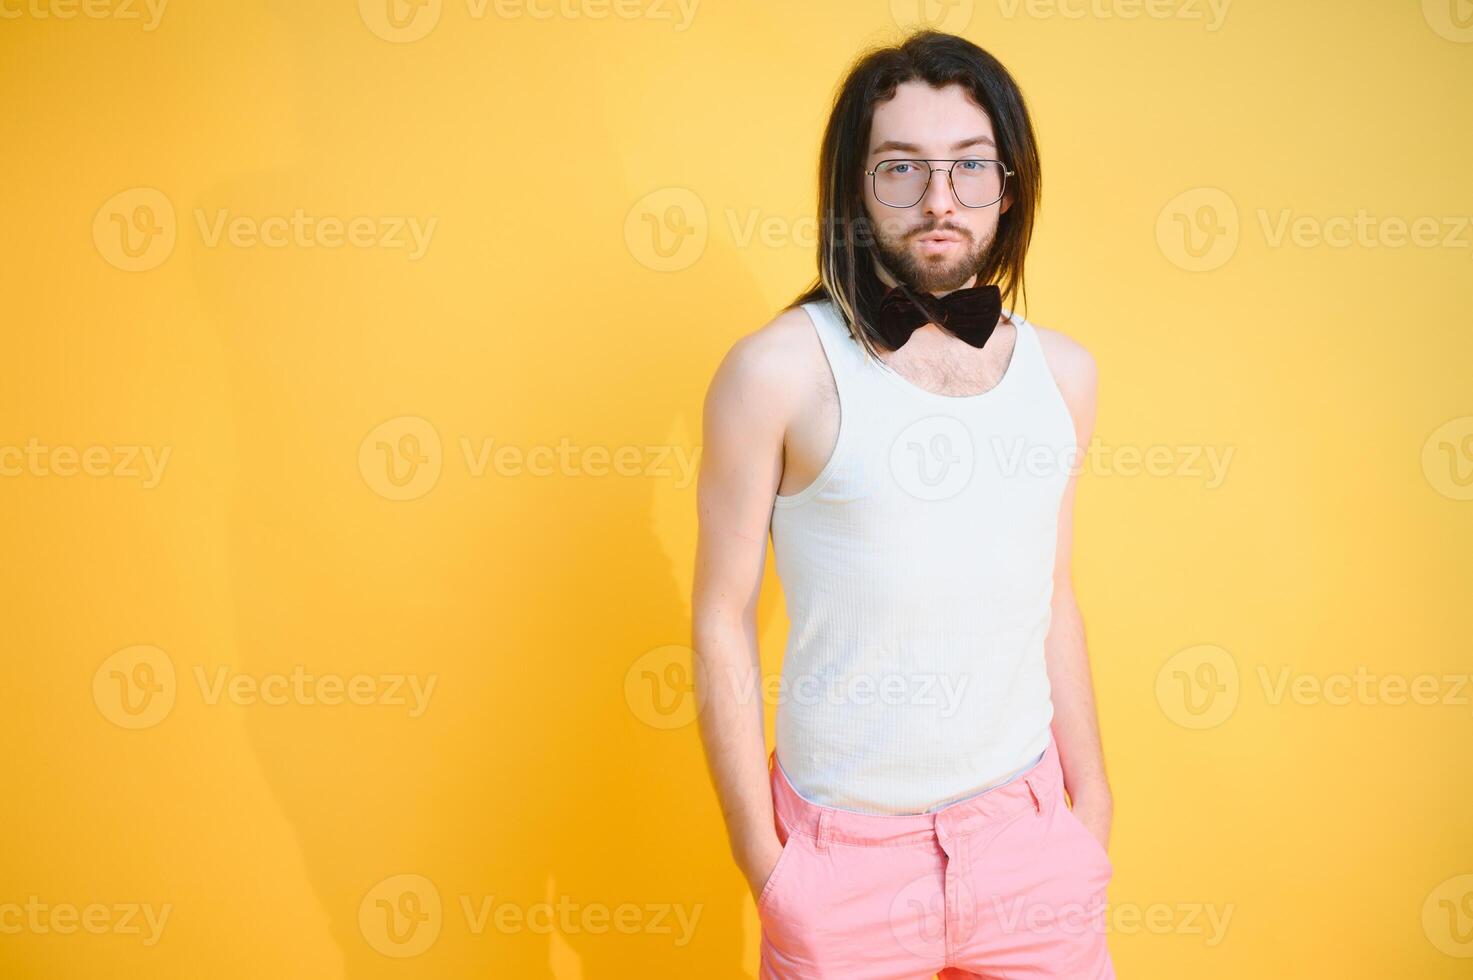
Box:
[702,304,821,431]
[1029,319,1098,438]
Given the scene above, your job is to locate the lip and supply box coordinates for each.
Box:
[915,235,962,254]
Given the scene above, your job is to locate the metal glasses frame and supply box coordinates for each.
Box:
[864,158,1014,209]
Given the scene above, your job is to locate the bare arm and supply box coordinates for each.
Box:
[1038,331,1113,848]
[691,319,799,900]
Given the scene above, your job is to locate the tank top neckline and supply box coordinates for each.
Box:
[819,298,1030,405]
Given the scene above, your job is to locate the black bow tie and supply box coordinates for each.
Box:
[875,283,1002,351]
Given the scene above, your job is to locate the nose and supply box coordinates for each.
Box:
[919,165,959,220]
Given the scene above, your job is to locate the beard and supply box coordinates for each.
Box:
[870,217,994,294]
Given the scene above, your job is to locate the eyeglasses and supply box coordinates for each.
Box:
[864,158,1014,209]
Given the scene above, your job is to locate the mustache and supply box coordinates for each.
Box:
[910,225,971,239]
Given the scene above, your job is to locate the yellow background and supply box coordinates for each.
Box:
[2,0,1471,976]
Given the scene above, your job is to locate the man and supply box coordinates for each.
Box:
[692,30,1114,978]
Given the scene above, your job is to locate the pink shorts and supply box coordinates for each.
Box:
[758,734,1115,979]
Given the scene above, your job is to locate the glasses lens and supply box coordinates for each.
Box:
[872,160,1005,207]
[951,160,1005,208]
[872,160,930,207]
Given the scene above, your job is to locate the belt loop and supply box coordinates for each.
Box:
[815,808,832,851]
[1025,777,1041,814]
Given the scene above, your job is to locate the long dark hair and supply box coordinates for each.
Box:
[786,30,1042,362]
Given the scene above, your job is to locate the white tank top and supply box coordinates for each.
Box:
[768,296,1077,815]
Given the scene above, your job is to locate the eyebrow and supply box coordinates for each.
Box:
[871,135,996,157]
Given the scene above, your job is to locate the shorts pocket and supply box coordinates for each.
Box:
[1060,799,1114,877]
[756,829,803,915]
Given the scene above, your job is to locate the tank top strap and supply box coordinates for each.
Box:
[800,297,871,380]
[1007,313,1065,402]
[1005,312,1041,376]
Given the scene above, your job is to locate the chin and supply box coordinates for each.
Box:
[910,266,972,292]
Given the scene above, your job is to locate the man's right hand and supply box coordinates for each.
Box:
[738,832,786,905]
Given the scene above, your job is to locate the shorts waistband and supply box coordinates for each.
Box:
[767,736,1065,849]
